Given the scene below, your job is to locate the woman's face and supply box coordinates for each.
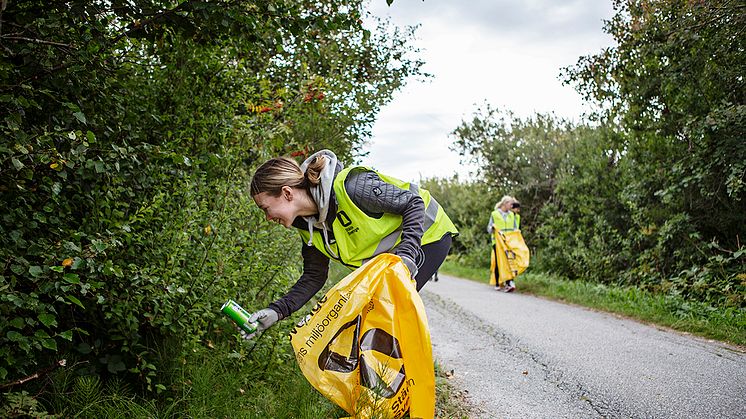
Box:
[253,187,296,228]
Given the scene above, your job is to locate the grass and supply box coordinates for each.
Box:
[434,362,473,419]
[438,260,746,348]
[39,341,343,419]
[31,344,475,418]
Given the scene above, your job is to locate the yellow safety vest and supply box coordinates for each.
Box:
[299,166,458,267]
[491,209,518,231]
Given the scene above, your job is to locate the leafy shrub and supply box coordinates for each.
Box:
[1,0,424,403]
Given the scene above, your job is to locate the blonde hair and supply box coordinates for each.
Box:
[495,195,514,211]
[250,155,326,196]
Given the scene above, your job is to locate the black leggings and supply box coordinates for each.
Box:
[492,244,499,287]
[414,234,453,291]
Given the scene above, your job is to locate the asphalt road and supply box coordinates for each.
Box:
[421,274,746,419]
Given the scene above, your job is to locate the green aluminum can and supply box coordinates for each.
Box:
[221,299,258,334]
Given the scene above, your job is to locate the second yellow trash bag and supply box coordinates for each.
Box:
[289,253,435,419]
[489,230,530,286]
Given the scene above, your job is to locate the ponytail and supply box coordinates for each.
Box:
[303,155,327,187]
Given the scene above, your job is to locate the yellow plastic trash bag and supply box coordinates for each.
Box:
[490,230,530,286]
[289,253,435,419]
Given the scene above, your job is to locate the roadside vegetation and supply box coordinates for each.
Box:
[1,0,743,417]
[439,260,746,347]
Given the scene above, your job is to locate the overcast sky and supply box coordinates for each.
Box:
[357,0,617,182]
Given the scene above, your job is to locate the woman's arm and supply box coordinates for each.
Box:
[269,243,330,319]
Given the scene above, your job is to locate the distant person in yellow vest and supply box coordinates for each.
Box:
[511,198,521,229]
[488,195,519,292]
[242,149,459,339]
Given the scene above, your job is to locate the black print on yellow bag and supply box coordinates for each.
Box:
[318,316,361,373]
[290,254,435,419]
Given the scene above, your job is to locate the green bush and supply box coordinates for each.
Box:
[1,0,425,404]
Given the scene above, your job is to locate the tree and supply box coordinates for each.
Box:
[563,0,745,303]
[450,105,578,242]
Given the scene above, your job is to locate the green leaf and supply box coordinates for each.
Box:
[64,273,80,284]
[29,266,44,277]
[42,338,58,351]
[86,130,96,143]
[73,111,87,123]
[6,294,23,307]
[107,360,126,373]
[66,295,85,309]
[92,240,108,252]
[12,157,24,170]
[38,313,58,328]
[59,330,74,341]
[6,331,23,341]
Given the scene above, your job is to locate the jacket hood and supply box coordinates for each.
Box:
[299,150,342,251]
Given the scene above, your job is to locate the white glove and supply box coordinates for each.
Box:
[239,308,280,341]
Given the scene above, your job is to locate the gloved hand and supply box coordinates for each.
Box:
[399,255,419,280]
[238,308,280,341]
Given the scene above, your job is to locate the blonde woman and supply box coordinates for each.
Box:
[487,195,519,292]
[243,150,458,339]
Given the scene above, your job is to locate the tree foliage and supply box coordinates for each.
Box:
[563,0,745,296]
[421,176,493,267]
[0,0,424,396]
[565,0,746,246]
[449,0,744,308]
[450,105,579,249]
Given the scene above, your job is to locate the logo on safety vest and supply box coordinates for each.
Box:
[337,210,359,235]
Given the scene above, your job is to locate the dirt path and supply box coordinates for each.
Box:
[421,274,746,418]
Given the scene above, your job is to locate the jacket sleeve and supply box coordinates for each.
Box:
[269,242,330,319]
[344,168,425,269]
[487,214,494,233]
